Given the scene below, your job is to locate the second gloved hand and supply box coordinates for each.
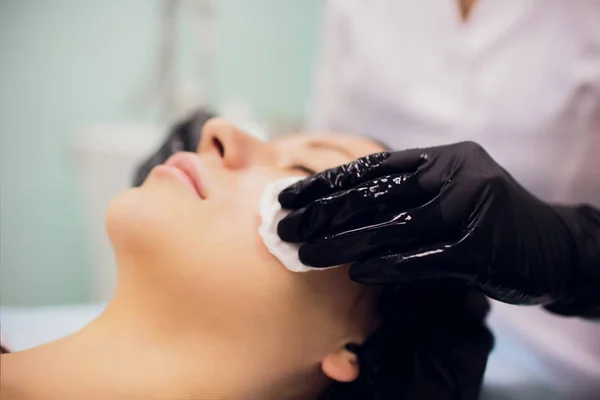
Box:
[277,142,597,307]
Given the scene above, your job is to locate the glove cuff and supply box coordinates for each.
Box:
[546,204,600,318]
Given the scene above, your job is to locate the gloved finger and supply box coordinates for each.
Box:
[279,148,430,210]
[296,199,445,267]
[349,240,468,285]
[277,172,430,243]
[278,152,392,209]
[384,147,431,172]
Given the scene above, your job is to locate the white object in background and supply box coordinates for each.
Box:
[220,99,270,141]
[144,0,216,121]
[1,303,106,351]
[173,80,209,122]
[70,124,165,301]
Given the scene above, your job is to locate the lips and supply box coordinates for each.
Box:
[164,152,209,199]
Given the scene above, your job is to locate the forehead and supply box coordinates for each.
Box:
[272,133,386,160]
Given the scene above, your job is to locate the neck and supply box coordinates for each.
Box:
[1,274,323,400]
[458,0,478,21]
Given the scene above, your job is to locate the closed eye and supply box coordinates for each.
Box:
[291,165,316,175]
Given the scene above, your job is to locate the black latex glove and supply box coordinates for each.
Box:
[278,142,600,315]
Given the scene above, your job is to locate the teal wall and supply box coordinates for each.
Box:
[212,0,321,119]
[0,0,321,305]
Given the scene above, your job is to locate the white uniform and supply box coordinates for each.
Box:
[309,0,600,206]
[309,0,600,397]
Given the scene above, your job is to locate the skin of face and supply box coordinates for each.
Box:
[103,118,385,395]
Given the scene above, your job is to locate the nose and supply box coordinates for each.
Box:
[198,118,268,169]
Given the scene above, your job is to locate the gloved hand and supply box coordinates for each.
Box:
[277,141,600,313]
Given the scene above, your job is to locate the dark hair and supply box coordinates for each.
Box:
[320,280,494,400]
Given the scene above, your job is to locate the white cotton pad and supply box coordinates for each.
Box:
[259,177,339,273]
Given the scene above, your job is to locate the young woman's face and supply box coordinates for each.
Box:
[105,118,384,385]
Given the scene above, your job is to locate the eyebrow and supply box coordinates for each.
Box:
[307,141,356,159]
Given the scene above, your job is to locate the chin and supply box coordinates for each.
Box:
[105,187,181,259]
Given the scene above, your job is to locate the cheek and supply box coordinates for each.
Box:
[193,191,284,282]
[207,170,287,268]
[171,188,283,289]
[182,191,315,323]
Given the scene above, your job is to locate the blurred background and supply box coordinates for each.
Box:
[0,0,321,306]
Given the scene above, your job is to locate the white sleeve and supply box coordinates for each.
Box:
[306,0,348,131]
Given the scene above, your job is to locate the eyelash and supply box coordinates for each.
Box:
[291,165,316,175]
